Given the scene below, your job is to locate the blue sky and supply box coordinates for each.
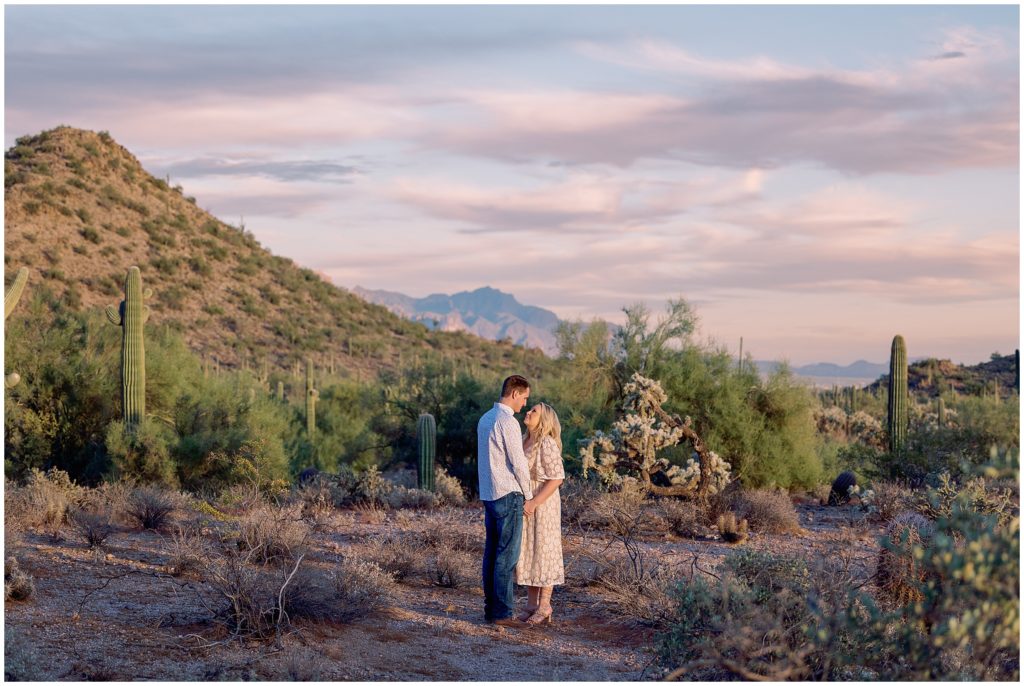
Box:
[4,4,1019,365]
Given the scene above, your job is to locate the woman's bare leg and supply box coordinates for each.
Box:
[518,586,540,620]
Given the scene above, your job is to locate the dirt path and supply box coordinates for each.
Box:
[4,503,882,681]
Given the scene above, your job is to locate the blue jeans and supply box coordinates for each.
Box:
[482,492,524,620]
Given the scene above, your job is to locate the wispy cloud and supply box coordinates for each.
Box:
[152,155,358,183]
[428,29,1017,173]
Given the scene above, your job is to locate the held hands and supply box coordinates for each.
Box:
[523,499,538,517]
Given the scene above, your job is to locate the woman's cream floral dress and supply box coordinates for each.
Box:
[515,435,565,586]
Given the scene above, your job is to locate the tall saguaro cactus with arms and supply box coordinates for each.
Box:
[887,334,908,456]
[106,266,151,429]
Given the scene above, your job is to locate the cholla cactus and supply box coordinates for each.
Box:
[814,405,848,436]
[849,411,884,447]
[580,372,731,499]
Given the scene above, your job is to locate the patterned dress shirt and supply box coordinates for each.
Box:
[477,402,534,501]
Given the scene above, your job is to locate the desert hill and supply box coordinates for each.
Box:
[3,127,553,379]
[865,353,1018,398]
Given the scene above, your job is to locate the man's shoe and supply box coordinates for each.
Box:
[489,617,522,628]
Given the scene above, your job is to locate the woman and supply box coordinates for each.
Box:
[515,402,565,625]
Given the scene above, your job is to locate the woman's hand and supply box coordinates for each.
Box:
[524,499,537,517]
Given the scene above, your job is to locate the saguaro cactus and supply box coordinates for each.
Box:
[276,380,285,401]
[936,396,946,426]
[5,267,30,388]
[5,267,29,320]
[106,266,151,429]
[305,358,318,438]
[887,335,908,456]
[417,412,436,492]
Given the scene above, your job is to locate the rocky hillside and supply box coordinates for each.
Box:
[3,127,553,379]
[866,353,1019,398]
[353,285,561,355]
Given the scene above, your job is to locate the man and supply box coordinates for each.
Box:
[478,374,535,626]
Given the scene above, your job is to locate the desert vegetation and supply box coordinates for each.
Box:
[4,127,1020,680]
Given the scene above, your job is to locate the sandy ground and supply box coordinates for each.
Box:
[4,501,883,681]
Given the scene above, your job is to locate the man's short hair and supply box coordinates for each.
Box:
[500,375,530,398]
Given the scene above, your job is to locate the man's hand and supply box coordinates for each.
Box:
[523,499,537,517]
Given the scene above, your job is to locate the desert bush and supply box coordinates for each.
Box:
[125,486,178,531]
[4,625,46,681]
[234,503,309,566]
[105,419,178,487]
[558,476,602,527]
[658,498,705,538]
[660,457,1020,681]
[594,546,676,627]
[424,539,474,588]
[862,480,912,522]
[166,520,209,579]
[292,481,334,532]
[723,549,811,603]
[286,556,396,622]
[734,489,802,534]
[656,571,809,681]
[202,545,302,641]
[585,479,648,536]
[364,535,423,582]
[386,485,438,509]
[69,507,115,548]
[658,549,820,680]
[4,557,35,601]
[434,466,466,506]
[8,468,81,530]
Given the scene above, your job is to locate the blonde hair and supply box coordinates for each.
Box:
[526,402,562,452]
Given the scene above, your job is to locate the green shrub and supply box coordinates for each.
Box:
[105,419,177,487]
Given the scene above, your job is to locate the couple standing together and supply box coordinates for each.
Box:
[477,374,565,628]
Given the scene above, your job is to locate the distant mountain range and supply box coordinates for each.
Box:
[353,286,562,355]
[754,359,890,379]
